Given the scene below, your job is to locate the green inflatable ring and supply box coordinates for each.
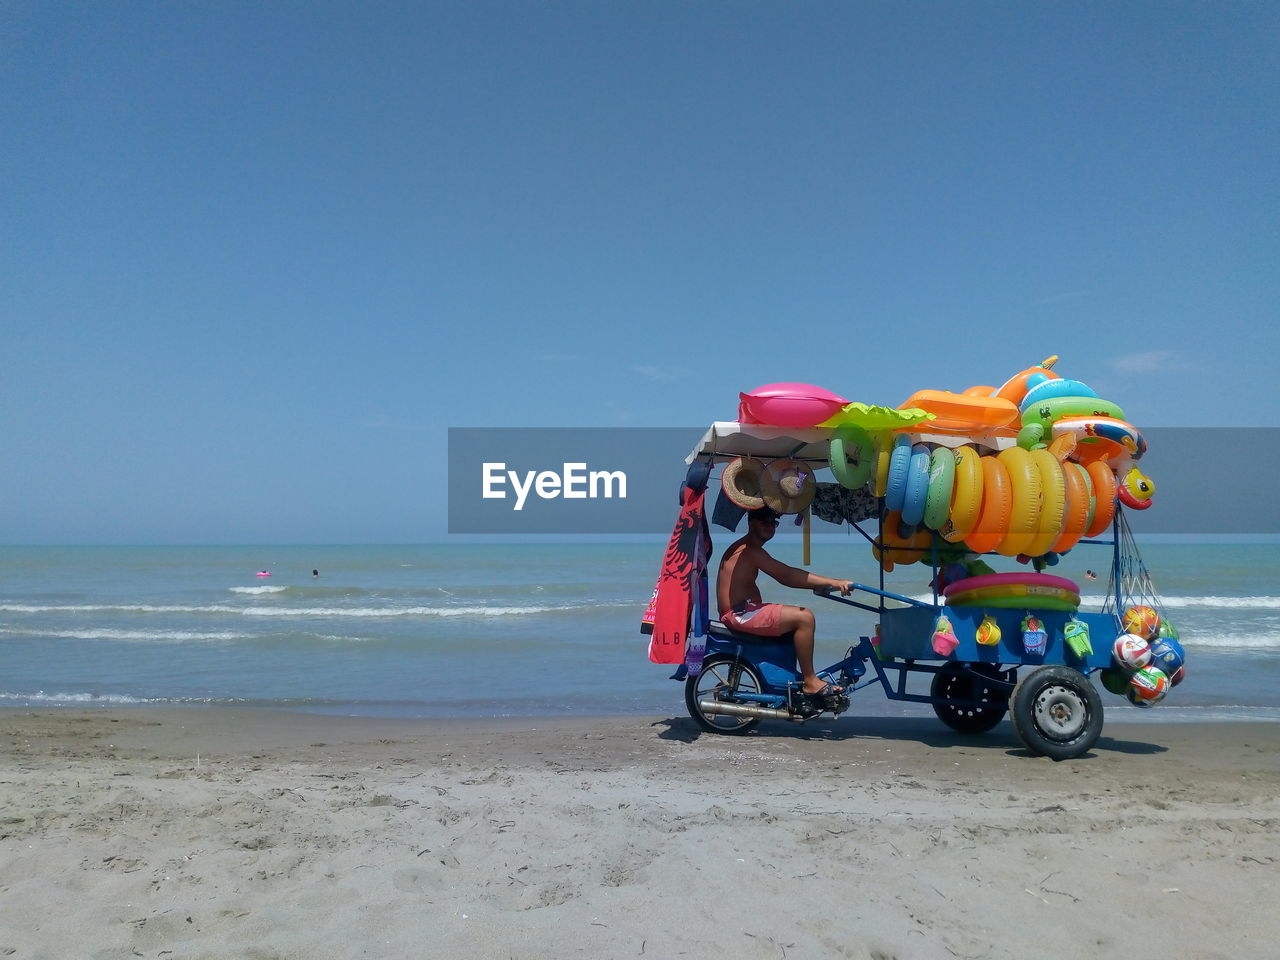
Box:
[1021,396,1126,433]
[829,424,874,490]
[923,447,955,531]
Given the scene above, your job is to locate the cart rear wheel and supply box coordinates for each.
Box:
[1010,665,1104,760]
[930,663,1015,734]
[685,654,765,735]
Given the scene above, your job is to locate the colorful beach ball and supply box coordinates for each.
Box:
[1157,617,1180,641]
[1148,637,1186,677]
[1168,665,1186,688]
[1112,633,1153,671]
[1127,665,1169,706]
[1122,605,1161,640]
[1099,668,1130,697]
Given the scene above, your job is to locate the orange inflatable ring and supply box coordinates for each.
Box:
[1051,461,1091,554]
[965,456,1011,554]
[1084,461,1117,537]
[993,356,1060,406]
[873,510,932,570]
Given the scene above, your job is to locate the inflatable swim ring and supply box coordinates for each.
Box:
[996,447,1042,557]
[1050,461,1091,554]
[885,435,913,512]
[873,431,892,498]
[923,446,955,531]
[828,424,874,491]
[1052,416,1146,466]
[993,356,1060,406]
[873,510,932,570]
[1018,378,1098,413]
[1021,396,1126,434]
[1023,448,1067,557]
[900,443,932,527]
[964,456,1011,554]
[1084,460,1117,537]
[941,445,983,543]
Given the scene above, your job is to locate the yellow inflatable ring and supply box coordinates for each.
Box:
[942,445,983,543]
[948,583,1081,607]
[873,432,894,499]
[965,456,1011,554]
[996,447,1041,556]
[1023,448,1067,557]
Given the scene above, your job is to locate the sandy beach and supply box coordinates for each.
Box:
[1,710,1277,960]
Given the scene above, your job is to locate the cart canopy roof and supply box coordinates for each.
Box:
[685,421,1016,465]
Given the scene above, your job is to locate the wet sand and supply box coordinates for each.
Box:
[2,709,1277,959]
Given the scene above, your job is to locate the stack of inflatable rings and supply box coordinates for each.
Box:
[942,572,1081,613]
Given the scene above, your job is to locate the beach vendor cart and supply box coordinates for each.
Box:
[645,358,1185,761]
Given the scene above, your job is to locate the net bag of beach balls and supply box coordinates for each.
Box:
[1099,605,1187,708]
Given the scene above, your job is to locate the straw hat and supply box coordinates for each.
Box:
[761,459,817,514]
[721,457,768,510]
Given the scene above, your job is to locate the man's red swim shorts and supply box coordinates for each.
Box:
[721,600,785,637]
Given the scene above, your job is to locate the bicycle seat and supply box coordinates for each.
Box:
[707,619,796,646]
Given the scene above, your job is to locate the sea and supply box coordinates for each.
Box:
[2,542,1278,723]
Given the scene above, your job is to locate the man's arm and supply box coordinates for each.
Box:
[755,550,851,595]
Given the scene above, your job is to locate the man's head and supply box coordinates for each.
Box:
[747,506,780,541]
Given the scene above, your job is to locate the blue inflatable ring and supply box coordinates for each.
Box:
[900,443,932,527]
[885,435,913,511]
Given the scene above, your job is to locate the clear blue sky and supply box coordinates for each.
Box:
[3,1,1276,543]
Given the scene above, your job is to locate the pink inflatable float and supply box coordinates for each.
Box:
[738,383,848,428]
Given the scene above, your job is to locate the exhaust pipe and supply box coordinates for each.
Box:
[699,700,801,721]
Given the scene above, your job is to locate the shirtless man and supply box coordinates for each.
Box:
[717,506,853,695]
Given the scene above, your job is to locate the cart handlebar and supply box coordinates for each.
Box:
[812,582,933,609]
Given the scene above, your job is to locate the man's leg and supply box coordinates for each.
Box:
[777,605,840,694]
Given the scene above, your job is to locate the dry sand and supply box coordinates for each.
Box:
[2,709,1278,960]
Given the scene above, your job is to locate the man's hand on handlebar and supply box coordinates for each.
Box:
[813,580,853,597]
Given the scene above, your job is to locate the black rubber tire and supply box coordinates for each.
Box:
[930,662,1015,734]
[685,654,765,735]
[1010,665,1104,760]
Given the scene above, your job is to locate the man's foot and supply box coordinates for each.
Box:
[802,680,843,696]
